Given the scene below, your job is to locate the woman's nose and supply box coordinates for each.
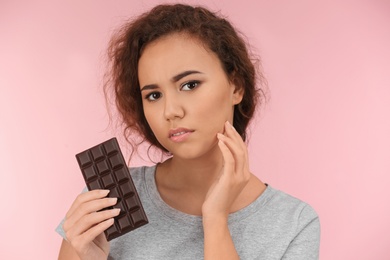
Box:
[163,93,184,121]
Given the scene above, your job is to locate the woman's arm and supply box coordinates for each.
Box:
[203,215,239,259]
[202,121,250,259]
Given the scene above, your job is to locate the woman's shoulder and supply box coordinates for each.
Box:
[128,165,156,188]
[263,185,319,223]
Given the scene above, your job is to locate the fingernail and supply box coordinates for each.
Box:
[227,121,235,130]
[113,208,121,215]
[109,197,118,204]
[101,189,110,196]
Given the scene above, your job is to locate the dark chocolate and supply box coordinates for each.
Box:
[75,137,148,241]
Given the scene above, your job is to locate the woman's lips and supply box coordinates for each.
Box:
[169,128,194,142]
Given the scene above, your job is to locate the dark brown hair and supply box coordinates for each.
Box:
[104,4,266,155]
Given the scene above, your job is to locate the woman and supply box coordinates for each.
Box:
[57,4,320,259]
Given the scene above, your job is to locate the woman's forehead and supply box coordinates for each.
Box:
[138,33,221,81]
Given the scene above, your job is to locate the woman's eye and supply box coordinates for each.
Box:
[181,81,199,91]
[145,92,161,101]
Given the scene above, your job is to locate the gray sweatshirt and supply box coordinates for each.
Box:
[56,165,320,259]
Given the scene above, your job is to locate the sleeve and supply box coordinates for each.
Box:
[55,218,67,239]
[282,205,321,260]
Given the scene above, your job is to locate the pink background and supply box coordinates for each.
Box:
[1,0,389,259]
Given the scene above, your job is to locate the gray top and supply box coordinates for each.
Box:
[56,165,320,259]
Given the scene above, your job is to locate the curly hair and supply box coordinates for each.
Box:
[104,3,266,156]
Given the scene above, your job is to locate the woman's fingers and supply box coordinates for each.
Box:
[217,121,248,175]
[217,136,235,173]
[66,189,110,218]
[224,121,248,156]
[80,218,114,244]
[64,196,118,231]
[66,208,120,241]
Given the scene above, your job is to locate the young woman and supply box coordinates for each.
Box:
[57,4,320,259]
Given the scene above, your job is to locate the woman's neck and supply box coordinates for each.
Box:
[160,148,223,192]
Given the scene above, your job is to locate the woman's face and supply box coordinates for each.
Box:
[138,33,243,160]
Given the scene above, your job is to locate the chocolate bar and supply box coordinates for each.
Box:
[75,137,148,241]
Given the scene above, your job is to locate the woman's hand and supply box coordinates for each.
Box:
[60,189,120,260]
[202,120,251,219]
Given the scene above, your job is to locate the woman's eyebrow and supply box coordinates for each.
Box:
[171,70,202,82]
[141,70,203,91]
[141,84,158,92]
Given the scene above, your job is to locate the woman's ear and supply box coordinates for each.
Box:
[232,85,244,105]
[229,71,244,105]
